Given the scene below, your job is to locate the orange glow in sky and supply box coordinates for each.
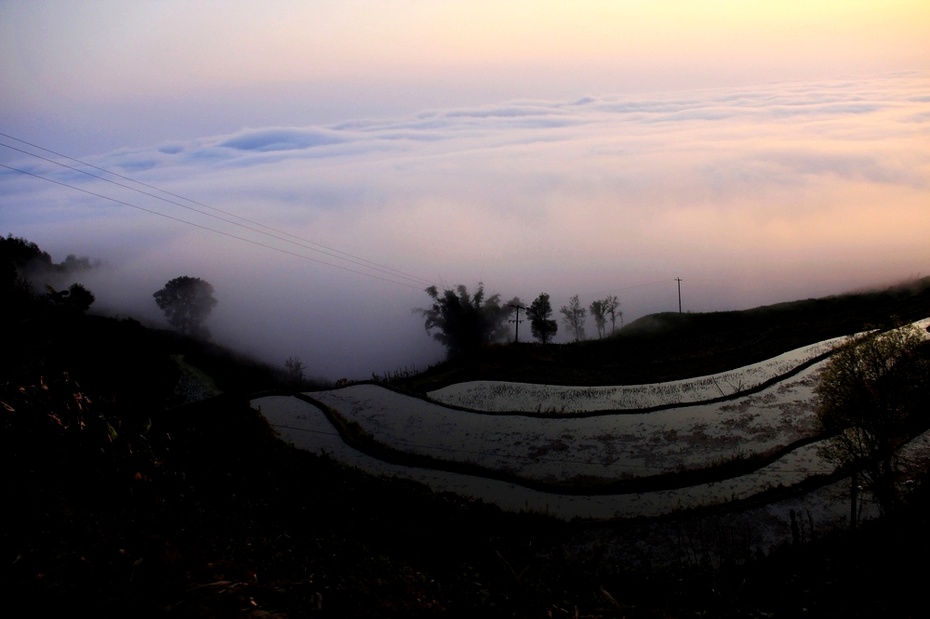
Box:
[3,1,928,100]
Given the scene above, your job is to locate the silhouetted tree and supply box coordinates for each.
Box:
[284,356,306,389]
[560,295,587,342]
[603,295,622,333]
[2,236,42,318]
[153,276,217,339]
[589,299,607,339]
[528,292,558,344]
[815,323,929,515]
[46,283,95,314]
[1,235,96,319]
[420,282,518,356]
[66,283,95,312]
[0,234,52,273]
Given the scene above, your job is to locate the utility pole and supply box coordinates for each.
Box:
[509,304,525,343]
[675,278,682,313]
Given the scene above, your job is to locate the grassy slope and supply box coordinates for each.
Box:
[3,278,930,617]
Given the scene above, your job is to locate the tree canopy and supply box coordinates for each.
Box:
[815,323,930,514]
[589,299,607,339]
[153,276,217,339]
[1,235,96,320]
[559,295,587,342]
[603,295,621,333]
[527,293,558,344]
[589,295,622,338]
[46,283,95,314]
[420,283,518,356]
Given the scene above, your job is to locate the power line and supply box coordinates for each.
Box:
[0,138,433,287]
[578,278,672,301]
[0,133,434,288]
[0,161,428,290]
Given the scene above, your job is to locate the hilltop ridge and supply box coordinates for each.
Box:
[397,277,930,392]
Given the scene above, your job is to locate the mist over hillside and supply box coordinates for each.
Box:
[5,231,927,388]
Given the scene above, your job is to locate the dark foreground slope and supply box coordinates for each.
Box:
[3,277,930,617]
[6,380,930,618]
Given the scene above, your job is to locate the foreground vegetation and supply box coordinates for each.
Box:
[4,238,930,616]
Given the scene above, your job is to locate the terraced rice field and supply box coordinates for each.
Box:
[252,319,929,523]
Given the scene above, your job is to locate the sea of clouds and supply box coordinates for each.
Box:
[2,72,928,379]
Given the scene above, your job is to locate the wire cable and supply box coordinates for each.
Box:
[0,133,434,288]
[1,161,428,290]
[579,278,674,301]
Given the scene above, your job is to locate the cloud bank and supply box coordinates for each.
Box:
[2,73,929,379]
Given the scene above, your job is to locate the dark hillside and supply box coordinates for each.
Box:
[3,237,929,617]
[401,277,930,391]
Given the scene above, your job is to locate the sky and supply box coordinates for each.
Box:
[2,1,929,381]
